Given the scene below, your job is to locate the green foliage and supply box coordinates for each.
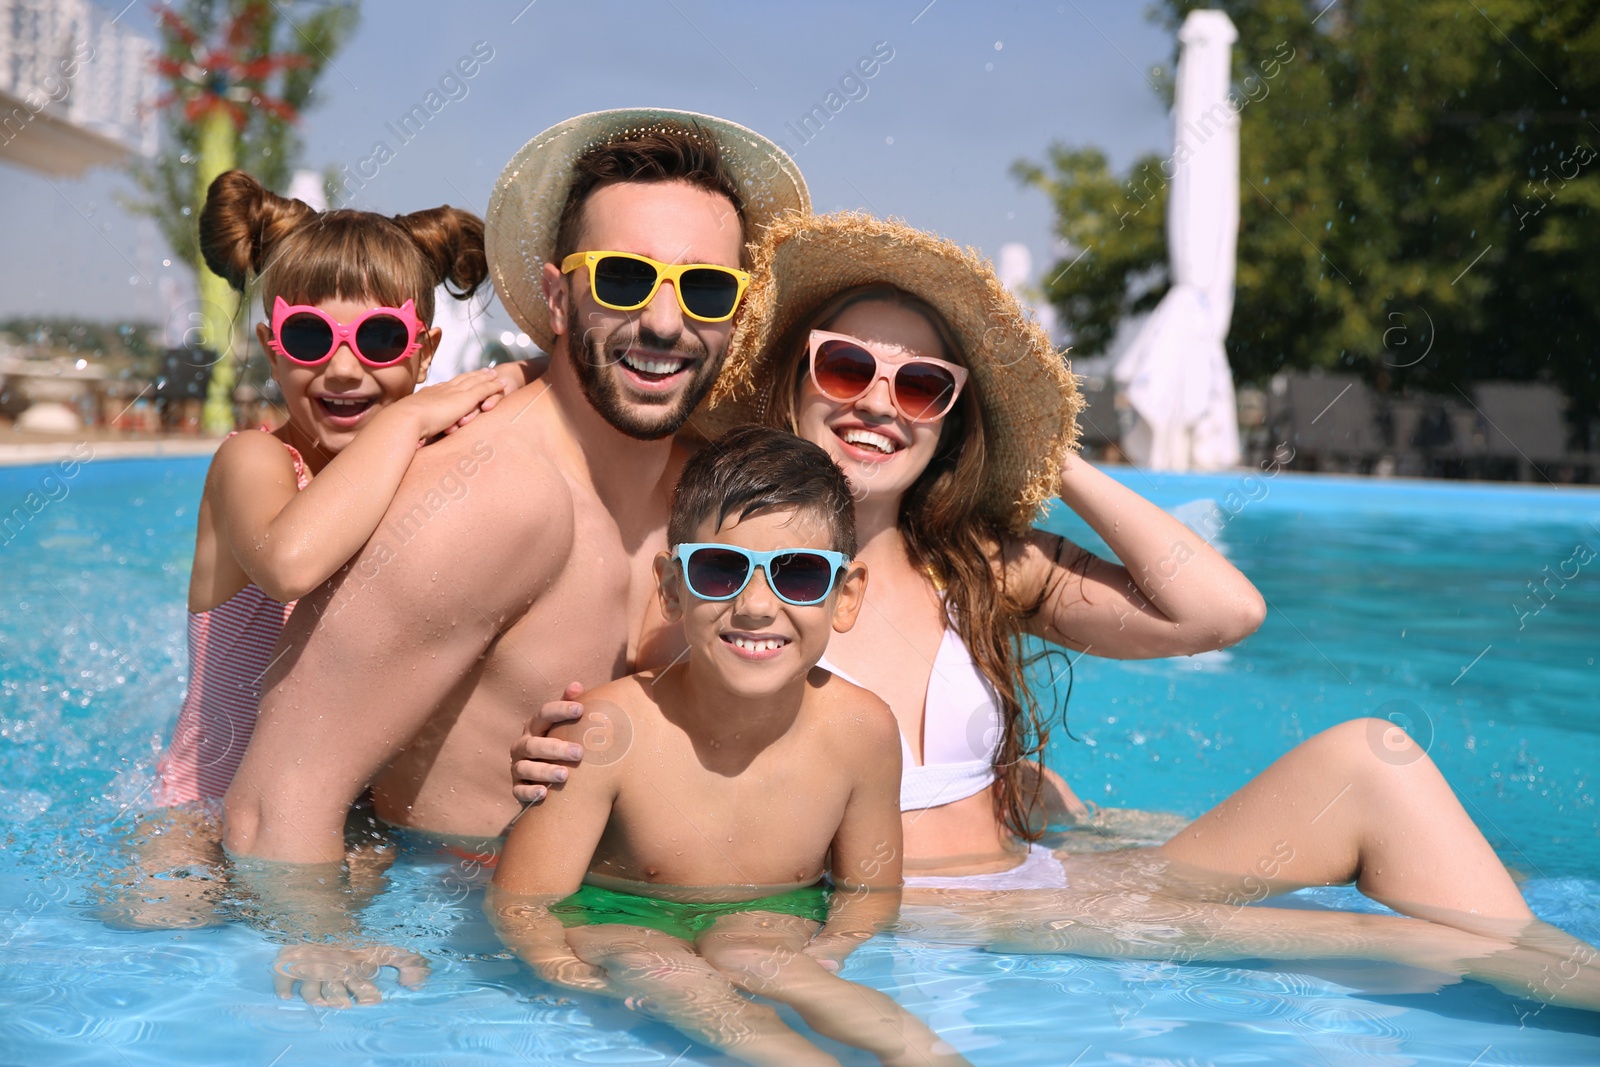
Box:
[125,0,360,271]
[1011,148,1169,355]
[1020,0,1600,429]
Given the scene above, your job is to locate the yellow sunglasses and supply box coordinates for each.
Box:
[560,251,752,323]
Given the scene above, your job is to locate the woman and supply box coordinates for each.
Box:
[516,212,1599,1006]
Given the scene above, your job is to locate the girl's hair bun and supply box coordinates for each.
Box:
[391,207,489,299]
[196,171,489,322]
[198,170,317,293]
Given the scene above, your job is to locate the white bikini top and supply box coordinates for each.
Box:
[818,627,1002,812]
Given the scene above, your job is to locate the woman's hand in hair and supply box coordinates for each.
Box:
[1012,451,1266,659]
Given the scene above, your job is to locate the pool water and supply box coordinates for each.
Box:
[2,455,1598,1065]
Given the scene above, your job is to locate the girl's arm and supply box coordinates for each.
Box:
[1020,759,1091,826]
[445,357,550,433]
[1009,451,1266,659]
[213,369,508,602]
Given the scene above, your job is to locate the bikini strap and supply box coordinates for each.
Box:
[281,441,310,491]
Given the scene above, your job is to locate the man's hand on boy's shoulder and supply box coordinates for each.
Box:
[546,692,637,770]
[511,682,645,804]
[511,681,587,805]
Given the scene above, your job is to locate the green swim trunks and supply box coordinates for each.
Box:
[552,881,830,942]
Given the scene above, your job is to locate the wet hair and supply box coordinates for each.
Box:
[754,285,1057,842]
[198,170,488,324]
[669,425,856,557]
[553,124,746,265]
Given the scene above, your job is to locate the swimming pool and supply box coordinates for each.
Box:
[3,454,1598,1064]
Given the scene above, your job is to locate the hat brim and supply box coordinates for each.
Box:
[698,212,1081,536]
[486,108,810,354]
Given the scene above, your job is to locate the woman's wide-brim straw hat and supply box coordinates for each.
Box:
[701,211,1082,536]
[486,108,811,353]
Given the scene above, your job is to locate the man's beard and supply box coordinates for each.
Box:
[569,317,724,441]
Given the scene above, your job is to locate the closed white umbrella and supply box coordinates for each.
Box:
[422,289,490,384]
[1114,9,1242,471]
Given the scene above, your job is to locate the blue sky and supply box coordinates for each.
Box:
[2,0,1177,338]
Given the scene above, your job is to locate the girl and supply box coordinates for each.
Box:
[120,171,506,933]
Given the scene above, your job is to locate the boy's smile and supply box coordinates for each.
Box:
[656,507,867,700]
[722,632,791,659]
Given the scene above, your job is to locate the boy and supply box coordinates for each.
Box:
[487,426,967,1067]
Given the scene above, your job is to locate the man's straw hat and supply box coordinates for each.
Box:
[700,211,1081,536]
[486,108,810,354]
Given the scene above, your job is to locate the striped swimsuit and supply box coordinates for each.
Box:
[152,433,309,806]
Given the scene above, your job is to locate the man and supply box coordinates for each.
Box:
[223,110,808,866]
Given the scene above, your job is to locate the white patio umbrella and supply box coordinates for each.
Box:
[422,289,490,385]
[1113,9,1242,471]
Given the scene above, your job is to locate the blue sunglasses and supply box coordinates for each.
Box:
[673,543,851,606]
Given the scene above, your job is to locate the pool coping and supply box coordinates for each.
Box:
[0,438,220,467]
[2,438,1598,501]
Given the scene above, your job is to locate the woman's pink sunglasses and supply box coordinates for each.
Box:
[267,296,425,367]
[808,329,968,423]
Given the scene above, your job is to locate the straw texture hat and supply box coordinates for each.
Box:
[700,211,1081,536]
[486,108,810,353]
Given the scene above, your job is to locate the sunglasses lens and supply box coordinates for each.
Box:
[592,255,658,309]
[279,313,333,363]
[813,340,877,401]
[355,314,412,364]
[685,548,751,600]
[678,267,741,320]
[894,362,959,421]
[769,553,837,604]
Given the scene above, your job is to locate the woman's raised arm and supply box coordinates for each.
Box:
[1009,452,1265,660]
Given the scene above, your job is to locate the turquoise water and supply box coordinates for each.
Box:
[2,456,1598,1064]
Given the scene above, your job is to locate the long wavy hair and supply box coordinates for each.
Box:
[755,284,1056,840]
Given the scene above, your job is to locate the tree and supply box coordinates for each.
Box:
[129,0,359,435]
[1018,0,1600,439]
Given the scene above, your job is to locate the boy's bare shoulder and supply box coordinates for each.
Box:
[806,668,901,761]
[546,674,662,758]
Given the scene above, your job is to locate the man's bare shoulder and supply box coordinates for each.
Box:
[399,388,571,533]
[312,391,576,625]
[386,389,575,547]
